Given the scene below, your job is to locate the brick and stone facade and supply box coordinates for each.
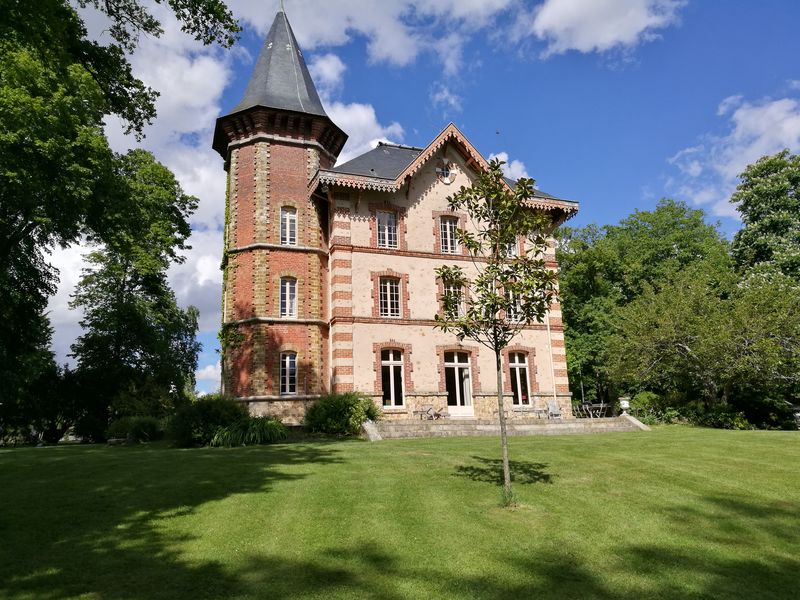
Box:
[213,10,577,424]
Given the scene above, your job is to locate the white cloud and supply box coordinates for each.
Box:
[717,94,743,116]
[788,80,800,91]
[489,151,530,180]
[196,361,221,382]
[309,53,347,96]
[227,0,516,73]
[430,84,463,115]
[328,102,405,164]
[517,0,686,58]
[667,95,800,217]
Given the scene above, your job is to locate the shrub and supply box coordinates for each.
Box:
[168,394,248,447]
[304,392,380,436]
[107,416,163,443]
[210,416,288,447]
[691,405,752,430]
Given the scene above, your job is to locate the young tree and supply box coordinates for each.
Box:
[71,150,201,436]
[732,150,800,282]
[435,159,558,504]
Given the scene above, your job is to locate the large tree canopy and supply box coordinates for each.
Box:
[70,150,201,437]
[732,149,800,281]
[0,0,236,431]
[556,199,730,403]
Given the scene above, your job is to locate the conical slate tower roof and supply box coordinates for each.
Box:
[229,10,327,117]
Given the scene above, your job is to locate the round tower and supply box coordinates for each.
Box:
[212,9,347,422]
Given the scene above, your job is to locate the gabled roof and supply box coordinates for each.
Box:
[309,123,578,220]
[332,143,423,179]
[227,10,327,118]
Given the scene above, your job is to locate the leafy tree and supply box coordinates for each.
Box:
[609,266,800,427]
[557,200,731,403]
[70,150,201,434]
[0,0,236,430]
[435,159,558,504]
[732,150,800,281]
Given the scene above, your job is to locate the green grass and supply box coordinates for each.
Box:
[0,426,798,599]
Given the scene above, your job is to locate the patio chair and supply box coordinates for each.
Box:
[546,400,563,421]
[413,404,435,420]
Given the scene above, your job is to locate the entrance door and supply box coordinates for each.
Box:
[444,351,473,417]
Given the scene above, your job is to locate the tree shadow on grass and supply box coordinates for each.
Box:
[221,493,799,600]
[0,443,343,600]
[454,455,553,485]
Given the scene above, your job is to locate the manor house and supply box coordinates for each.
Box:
[212,9,578,424]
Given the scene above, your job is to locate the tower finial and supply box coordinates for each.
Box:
[280,0,285,13]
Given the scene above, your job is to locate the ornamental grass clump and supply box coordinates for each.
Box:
[210,416,288,447]
[304,392,380,436]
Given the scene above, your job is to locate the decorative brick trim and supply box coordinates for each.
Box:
[368,202,408,251]
[501,345,539,398]
[332,332,353,343]
[372,341,415,395]
[435,344,481,395]
[432,210,468,256]
[369,270,411,319]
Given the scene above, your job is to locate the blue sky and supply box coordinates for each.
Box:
[49,1,800,393]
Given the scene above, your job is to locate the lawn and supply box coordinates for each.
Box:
[0,426,797,600]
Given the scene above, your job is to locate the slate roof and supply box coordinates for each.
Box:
[503,177,563,201]
[228,10,327,117]
[332,143,423,179]
[329,142,568,202]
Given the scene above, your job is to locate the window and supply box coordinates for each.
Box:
[505,239,518,257]
[280,352,297,395]
[506,290,523,322]
[280,207,297,245]
[444,351,471,408]
[280,277,297,317]
[440,216,459,254]
[509,352,530,405]
[376,211,397,248]
[381,349,404,407]
[379,277,400,318]
[443,283,465,317]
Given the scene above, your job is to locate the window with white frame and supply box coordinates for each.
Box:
[381,349,404,407]
[376,210,398,248]
[506,289,523,322]
[280,207,297,246]
[444,351,471,408]
[280,352,297,395]
[379,277,400,318]
[509,352,530,405]
[440,216,459,254]
[280,277,297,317]
[505,238,518,257]
[443,283,465,317]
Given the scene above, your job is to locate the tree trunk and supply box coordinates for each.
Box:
[495,349,513,503]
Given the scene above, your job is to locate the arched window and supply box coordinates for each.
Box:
[380,349,404,407]
[509,352,530,405]
[280,352,297,395]
[280,277,297,317]
[280,207,297,246]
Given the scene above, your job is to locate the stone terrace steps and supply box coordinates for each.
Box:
[370,416,647,440]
